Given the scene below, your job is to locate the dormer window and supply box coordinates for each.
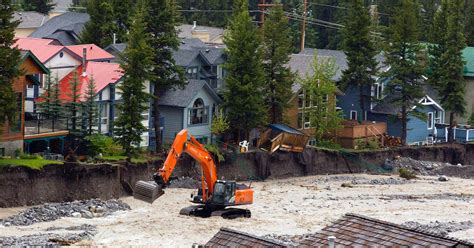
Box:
[186,67,198,79]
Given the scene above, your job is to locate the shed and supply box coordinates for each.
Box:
[257,124,309,153]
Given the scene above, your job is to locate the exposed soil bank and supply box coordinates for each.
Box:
[1,144,473,207]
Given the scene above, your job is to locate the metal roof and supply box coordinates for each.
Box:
[463,47,474,77]
[206,227,286,248]
[298,214,473,247]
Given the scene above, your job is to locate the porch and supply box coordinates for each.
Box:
[435,124,474,143]
[335,121,387,149]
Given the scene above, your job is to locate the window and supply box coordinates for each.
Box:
[10,93,22,133]
[305,93,311,108]
[186,67,199,79]
[298,93,304,109]
[100,104,108,125]
[304,114,310,129]
[0,148,4,157]
[427,112,434,129]
[196,136,208,144]
[350,110,357,120]
[308,139,317,146]
[435,111,442,124]
[323,94,329,104]
[375,83,383,99]
[59,52,64,58]
[297,112,303,129]
[188,98,208,125]
[217,65,224,79]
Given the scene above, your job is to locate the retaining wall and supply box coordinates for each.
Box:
[0,144,472,208]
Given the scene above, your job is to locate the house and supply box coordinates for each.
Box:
[299,214,473,247]
[13,11,49,38]
[14,38,115,114]
[105,39,226,91]
[461,47,474,124]
[29,12,90,45]
[50,0,74,17]
[178,22,225,44]
[0,51,50,156]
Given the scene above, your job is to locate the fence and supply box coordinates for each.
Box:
[24,115,70,135]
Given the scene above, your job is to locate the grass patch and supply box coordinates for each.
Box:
[0,158,63,170]
[101,155,148,164]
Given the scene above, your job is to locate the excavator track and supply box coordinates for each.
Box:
[179,205,251,219]
[133,181,164,203]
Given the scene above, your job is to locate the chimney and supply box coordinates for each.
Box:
[82,47,87,77]
[328,236,336,248]
[193,21,197,29]
[113,33,117,44]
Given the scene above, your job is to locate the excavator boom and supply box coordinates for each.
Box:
[133,129,253,212]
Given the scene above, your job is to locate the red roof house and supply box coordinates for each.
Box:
[58,62,123,102]
[65,44,115,61]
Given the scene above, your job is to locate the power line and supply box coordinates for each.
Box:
[308,2,390,16]
[177,9,260,13]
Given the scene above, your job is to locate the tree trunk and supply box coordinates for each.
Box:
[401,105,407,146]
[448,112,455,143]
[153,84,162,153]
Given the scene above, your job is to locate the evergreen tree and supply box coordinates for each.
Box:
[37,74,54,119]
[115,0,154,160]
[262,5,294,123]
[302,53,343,143]
[464,1,474,46]
[111,0,135,43]
[81,0,117,48]
[83,75,98,135]
[0,0,21,135]
[223,0,266,140]
[437,0,466,143]
[428,0,448,90]
[21,0,55,14]
[384,0,426,145]
[65,71,83,135]
[341,0,378,122]
[146,0,184,152]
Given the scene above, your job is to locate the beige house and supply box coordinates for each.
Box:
[13,11,49,38]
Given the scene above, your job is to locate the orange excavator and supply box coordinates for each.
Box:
[133,129,253,218]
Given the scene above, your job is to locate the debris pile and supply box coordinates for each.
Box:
[168,177,201,189]
[0,224,97,247]
[350,177,411,185]
[263,234,308,247]
[1,199,130,226]
[403,221,474,237]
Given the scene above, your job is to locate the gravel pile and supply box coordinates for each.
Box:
[403,221,474,237]
[391,157,470,177]
[263,234,307,247]
[0,224,97,247]
[1,199,130,226]
[168,177,201,189]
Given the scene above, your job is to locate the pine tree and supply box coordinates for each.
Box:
[83,75,98,135]
[262,5,294,124]
[110,0,135,43]
[0,0,21,135]
[81,0,117,47]
[384,0,426,145]
[437,0,466,143]
[65,71,83,135]
[146,0,184,152]
[115,0,154,160]
[302,53,343,143]
[464,1,474,46]
[21,0,55,14]
[223,0,267,140]
[341,0,378,122]
[428,0,448,90]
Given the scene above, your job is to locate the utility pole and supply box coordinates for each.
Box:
[300,0,308,52]
[258,0,281,26]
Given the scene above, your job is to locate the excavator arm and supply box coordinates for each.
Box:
[154,129,217,201]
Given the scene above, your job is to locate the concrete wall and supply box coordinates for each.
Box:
[0,140,23,156]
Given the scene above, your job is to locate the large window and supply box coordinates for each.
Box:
[350,110,357,121]
[188,98,208,125]
[186,67,199,79]
[375,83,384,100]
[100,104,108,125]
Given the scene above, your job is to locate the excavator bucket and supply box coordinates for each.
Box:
[133,180,164,203]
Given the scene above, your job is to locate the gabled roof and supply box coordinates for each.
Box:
[198,47,225,65]
[66,44,114,61]
[58,62,123,101]
[206,227,285,247]
[105,43,127,54]
[13,11,49,29]
[299,214,473,247]
[158,79,222,107]
[51,0,73,14]
[15,38,66,63]
[20,50,50,74]
[29,12,89,45]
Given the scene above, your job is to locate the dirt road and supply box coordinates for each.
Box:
[1,174,473,247]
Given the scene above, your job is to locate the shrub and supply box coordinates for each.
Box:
[19,154,42,160]
[85,134,123,157]
[399,168,417,180]
[316,140,342,150]
[204,144,225,163]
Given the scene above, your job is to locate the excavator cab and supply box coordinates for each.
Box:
[191,180,236,206]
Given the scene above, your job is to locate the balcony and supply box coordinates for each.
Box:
[24,114,69,139]
[335,120,387,149]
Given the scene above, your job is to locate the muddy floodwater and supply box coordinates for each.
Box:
[1,174,473,247]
